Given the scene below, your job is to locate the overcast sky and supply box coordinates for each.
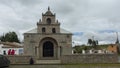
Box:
[0,0,120,45]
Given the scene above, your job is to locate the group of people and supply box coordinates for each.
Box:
[8,49,15,55]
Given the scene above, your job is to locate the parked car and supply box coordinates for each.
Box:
[0,55,10,67]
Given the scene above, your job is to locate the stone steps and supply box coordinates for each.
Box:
[36,60,61,64]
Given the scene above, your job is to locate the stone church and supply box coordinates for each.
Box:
[24,7,72,60]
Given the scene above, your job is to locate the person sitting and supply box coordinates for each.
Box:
[29,57,34,65]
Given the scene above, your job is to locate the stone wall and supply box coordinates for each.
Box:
[5,54,118,64]
[61,54,118,64]
[6,55,34,64]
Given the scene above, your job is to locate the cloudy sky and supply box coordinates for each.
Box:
[0,0,120,45]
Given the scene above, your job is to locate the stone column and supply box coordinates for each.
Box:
[36,46,39,59]
[57,46,61,59]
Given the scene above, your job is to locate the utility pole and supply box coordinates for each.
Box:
[92,36,94,41]
[115,32,119,44]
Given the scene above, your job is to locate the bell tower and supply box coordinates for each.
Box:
[37,7,60,33]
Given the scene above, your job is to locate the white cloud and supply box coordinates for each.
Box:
[0,0,120,44]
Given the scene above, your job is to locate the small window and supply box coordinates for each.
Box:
[111,45,114,47]
[67,35,70,38]
[19,49,23,55]
[52,28,56,33]
[42,27,46,33]
[26,35,29,37]
[47,18,51,24]
[112,51,114,53]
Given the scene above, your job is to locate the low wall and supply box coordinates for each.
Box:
[5,54,118,64]
[61,54,118,64]
[6,55,33,64]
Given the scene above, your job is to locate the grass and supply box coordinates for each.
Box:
[63,63,120,68]
[10,64,120,68]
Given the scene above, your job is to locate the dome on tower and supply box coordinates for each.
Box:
[44,7,54,15]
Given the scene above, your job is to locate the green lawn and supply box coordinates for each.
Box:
[63,64,120,68]
[10,64,120,68]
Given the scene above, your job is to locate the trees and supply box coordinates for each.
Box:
[87,39,99,49]
[73,45,93,53]
[0,32,20,43]
[87,39,93,45]
[0,35,5,42]
[92,40,97,49]
[73,45,88,53]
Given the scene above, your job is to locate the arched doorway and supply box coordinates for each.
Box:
[43,41,54,57]
[39,37,58,59]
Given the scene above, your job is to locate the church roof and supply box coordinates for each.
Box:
[44,7,54,16]
[24,28,72,34]
[25,28,37,33]
[61,28,72,34]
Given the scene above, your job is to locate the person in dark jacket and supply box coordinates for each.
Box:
[3,50,6,55]
[29,57,34,65]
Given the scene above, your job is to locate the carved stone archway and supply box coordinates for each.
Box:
[39,37,58,60]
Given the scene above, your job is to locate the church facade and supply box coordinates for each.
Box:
[24,7,72,60]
